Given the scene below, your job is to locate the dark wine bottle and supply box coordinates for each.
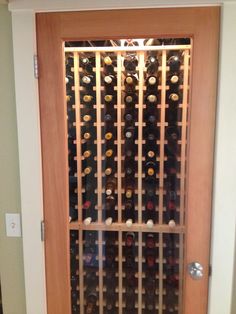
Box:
[124,111,135,123]
[82,94,94,104]
[69,207,78,222]
[145,93,158,105]
[146,75,158,90]
[124,126,136,140]
[125,232,135,247]
[103,55,115,74]
[80,57,93,74]
[85,290,98,314]
[124,93,138,106]
[167,54,181,72]
[104,74,116,87]
[145,161,157,177]
[124,200,135,221]
[81,74,95,88]
[165,126,179,142]
[104,113,113,122]
[105,177,117,196]
[104,132,113,141]
[167,73,180,92]
[105,195,116,211]
[146,55,159,74]
[124,74,138,92]
[124,54,138,72]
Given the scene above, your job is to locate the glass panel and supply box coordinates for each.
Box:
[65,38,191,314]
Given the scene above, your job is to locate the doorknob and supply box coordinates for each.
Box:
[188,262,203,280]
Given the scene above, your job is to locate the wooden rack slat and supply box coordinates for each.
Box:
[73,52,84,313]
[65,44,191,53]
[118,231,123,314]
[69,222,185,233]
[159,49,167,314]
[117,52,123,314]
[95,51,104,314]
[178,48,190,314]
[117,52,122,224]
[138,51,145,314]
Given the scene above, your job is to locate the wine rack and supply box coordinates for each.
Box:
[65,40,191,314]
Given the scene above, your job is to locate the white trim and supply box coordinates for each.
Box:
[11,10,47,314]
[8,0,224,12]
[11,4,236,314]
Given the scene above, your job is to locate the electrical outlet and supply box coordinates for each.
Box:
[5,213,22,237]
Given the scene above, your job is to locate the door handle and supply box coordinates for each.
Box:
[188,262,203,280]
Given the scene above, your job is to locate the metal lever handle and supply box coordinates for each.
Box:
[188,262,203,280]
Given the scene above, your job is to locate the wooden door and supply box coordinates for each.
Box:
[36,7,220,314]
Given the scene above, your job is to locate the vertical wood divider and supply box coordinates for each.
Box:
[138,52,144,314]
[117,51,123,314]
[73,51,84,313]
[159,49,167,314]
[95,51,103,314]
[179,49,190,314]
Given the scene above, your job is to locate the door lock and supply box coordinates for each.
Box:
[188,262,203,280]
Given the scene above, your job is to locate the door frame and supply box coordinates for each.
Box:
[9,3,236,314]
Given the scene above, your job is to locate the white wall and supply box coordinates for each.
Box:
[209,3,236,313]
[9,1,236,314]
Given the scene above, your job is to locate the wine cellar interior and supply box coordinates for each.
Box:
[65,37,191,314]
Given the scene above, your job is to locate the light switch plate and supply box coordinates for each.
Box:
[5,213,22,237]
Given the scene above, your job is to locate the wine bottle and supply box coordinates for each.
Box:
[104,94,114,104]
[144,126,158,141]
[105,149,113,158]
[104,113,113,122]
[70,274,78,290]
[81,74,95,88]
[145,161,158,177]
[104,74,116,87]
[86,290,98,314]
[69,207,78,222]
[125,232,135,247]
[80,57,93,74]
[103,55,115,74]
[82,114,92,122]
[82,94,94,104]
[124,126,136,140]
[146,233,155,249]
[105,132,113,141]
[125,286,136,310]
[167,54,181,72]
[65,75,74,87]
[83,132,91,140]
[83,150,92,159]
[145,294,156,311]
[145,200,156,221]
[146,75,158,90]
[145,93,158,105]
[168,92,180,103]
[124,74,138,92]
[105,195,116,211]
[84,166,92,175]
[106,290,116,311]
[125,185,134,199]
[124,200,135,221]
[104,167,113,176]
[145,112,157,124]
[124,54,138,72]
[105,177,116,196]
[165,126,179,142]
[124,93,138,105]
[146,249,156,269]
[124,111,135,123]
[167,73,180,92]
[146,55,159,74]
